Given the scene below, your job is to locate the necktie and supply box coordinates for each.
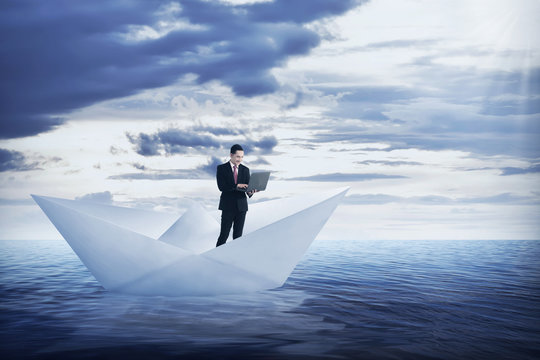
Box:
[233,165,238,184]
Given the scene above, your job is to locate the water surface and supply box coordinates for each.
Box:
[1,240,539,359]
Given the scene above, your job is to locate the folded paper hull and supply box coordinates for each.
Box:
[32,187,348,296]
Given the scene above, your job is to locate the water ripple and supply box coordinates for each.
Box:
[1,239,539,359]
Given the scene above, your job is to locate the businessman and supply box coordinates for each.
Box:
[215,144,256,247]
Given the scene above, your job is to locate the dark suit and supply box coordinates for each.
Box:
[216,162,251,247]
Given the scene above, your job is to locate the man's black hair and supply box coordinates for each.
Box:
[230,144,244,154]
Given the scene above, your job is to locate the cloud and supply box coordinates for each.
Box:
[0,116,65,139]
[309,110,539,157]
[320,38,443,56]
[317,67,539,122]
[109,156,222,180]
[344,193,538,205]
[75,191,114,204]
[1,0,363,138]
[404,58,540,115]
[321,85,419,104]
[0,198,35,206]
[126,127,278,156]
[110,152,267,181]
[126,128,220,156]
[131,163,148,171]
[343,193,402,204]
[317,85,420,121]
[458,193,537,204]
[287,173,406,182]
[304,53,540,156]
[109,170,208,181]
[243,136,278,155]
[249,157,271,166]
[197,156,223,176]
[500,164,540,176]
[0,148,39,172]
[126,133,161,156]
[359,39,442,50]
[110,146,128,155]
[284,91,304,110]
[191,125,245,136]
[356,160,423,166]
[115,194,217,212]
[247,0,363,23]
[480,96,540,116]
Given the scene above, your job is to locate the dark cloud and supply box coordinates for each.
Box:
[197,156,223,177]
[0,116,65,139]
[126,133,162,156]
[243,136,279,155]
[126,127,278,156]
[131,163,147,170]
[159,128,220,154]
[127,128,220,156]
[0,148,39,172]
[500,164,540,176]
[247,0,363,23]
[75,191,114,204]
[1,0,363,139]
[287,173,406,182]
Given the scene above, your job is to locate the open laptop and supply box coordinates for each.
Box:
[240,171,271,192]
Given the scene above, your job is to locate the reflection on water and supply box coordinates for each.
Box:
[1,239,539,359]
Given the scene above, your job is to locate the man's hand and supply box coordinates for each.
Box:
[237,183,248,189]
[247,189,258,196]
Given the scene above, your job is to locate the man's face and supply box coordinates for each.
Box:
[230,150,244,166]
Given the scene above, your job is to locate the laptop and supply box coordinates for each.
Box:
[240,171,271,192]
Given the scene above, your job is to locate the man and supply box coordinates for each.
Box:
[215,144,256,247]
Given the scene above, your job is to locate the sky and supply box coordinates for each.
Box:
[1,0,539,240]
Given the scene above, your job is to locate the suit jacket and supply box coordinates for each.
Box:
[217,162,250,212]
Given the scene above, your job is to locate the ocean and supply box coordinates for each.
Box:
[1,239,539,359]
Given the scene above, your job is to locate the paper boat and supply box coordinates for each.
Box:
[32,187,348,296]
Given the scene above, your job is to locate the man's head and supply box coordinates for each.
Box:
[230,144,244,166]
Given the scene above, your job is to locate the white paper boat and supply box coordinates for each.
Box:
[32,187,348,296]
